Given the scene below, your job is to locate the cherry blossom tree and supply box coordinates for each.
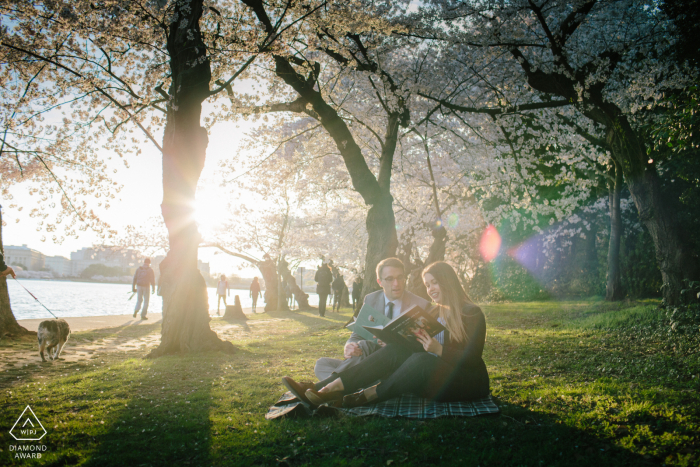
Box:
[413,0,699,305]
[0,0,288,354]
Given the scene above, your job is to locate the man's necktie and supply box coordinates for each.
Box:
[386,301,394,318]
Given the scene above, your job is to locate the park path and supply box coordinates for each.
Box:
[2,309,255,371]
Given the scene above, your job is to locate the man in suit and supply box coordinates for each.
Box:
[313,257,430,383]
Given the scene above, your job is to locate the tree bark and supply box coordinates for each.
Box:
[606,160,624,301]
[278,258,312,310]
[258,256,279,312]
[363,194,399,300]
[268,55,402,308]
[147,0,233,357]
[0,207,34,338]
[603,116,695,306]
[408,226,448,301]
[511,48,696,306]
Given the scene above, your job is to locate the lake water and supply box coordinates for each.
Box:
[7,279,320,320]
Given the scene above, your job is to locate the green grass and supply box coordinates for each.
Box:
[1,300,698,466]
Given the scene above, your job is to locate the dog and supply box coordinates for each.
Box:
[37,319,71,362]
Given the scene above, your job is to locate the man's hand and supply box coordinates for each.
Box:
[374,337,386,347]
[344,342,363,358]
[1,266,16,279]
[132,287,137,293]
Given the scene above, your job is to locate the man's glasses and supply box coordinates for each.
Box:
[381,275,406,283]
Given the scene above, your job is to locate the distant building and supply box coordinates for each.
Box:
[198,260,210,279]
[70,246,142,276]
[4,245,46,271]
[45,255,72,277]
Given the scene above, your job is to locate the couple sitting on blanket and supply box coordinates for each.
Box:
[282,258,490,409]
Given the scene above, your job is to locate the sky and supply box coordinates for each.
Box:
[3,113,266,278]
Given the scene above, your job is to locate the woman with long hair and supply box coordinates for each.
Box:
[282,261,489,407]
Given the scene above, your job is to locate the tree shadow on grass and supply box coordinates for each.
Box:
[263,309,351,328]
[76,356,217,467]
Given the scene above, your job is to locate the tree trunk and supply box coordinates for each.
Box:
[275,258,290,312]
[605,117,696,306]
[408,226,448,301]
[261,53,405,315]
[606,160,624,301]
[147,0,233,357]
[278,258,312,310]
[361,194,399,305]
[258,256,278,312]
[0,207,33,338]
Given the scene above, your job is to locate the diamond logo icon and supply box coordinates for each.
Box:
[10,406,47,441]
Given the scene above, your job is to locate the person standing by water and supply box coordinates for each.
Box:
[0,249,16,278]
[314,263,333,317]
[250,277,261,313]
[216,275,229,316]
[132,258,156,320]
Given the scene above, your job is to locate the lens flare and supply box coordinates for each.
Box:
[480,224,501,262]
[447,213,459,228]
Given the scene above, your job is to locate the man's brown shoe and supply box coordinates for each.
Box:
[305,388,343,406]
[281,377,316,405]
[343,390,370,408]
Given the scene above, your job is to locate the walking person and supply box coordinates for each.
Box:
[250,277,261,313]
[314,263,333,317]
[332,273,345,313]
[217,274,229,315]
[132,258,156,320]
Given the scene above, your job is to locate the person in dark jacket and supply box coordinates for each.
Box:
[294,261,489,407]
[351,276,362,311]
[331,273,345,313]
[0,251,16,278]
[314,263,333,317]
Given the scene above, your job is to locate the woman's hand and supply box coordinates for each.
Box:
[415,329,442,356]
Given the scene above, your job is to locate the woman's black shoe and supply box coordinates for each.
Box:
[342,390,369,408]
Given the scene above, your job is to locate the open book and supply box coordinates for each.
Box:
[363,305,445,352]
[346,303,391,342]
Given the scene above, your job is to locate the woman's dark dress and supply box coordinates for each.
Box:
[338,303,489,402]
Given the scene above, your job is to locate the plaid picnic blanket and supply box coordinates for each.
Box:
[265,391,500,420]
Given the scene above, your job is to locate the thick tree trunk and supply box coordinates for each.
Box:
[148,0,232,357]
[605,117,695,306]
[257,257,278,312]
[278,258,312,310]
[606,160,624,301]
[360,194,399,304]
[408,226,448,301]
[0,207,33,338]
[510,44,697,306]
[275,258,291,312]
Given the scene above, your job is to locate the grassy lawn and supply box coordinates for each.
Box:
[1,300,698,466]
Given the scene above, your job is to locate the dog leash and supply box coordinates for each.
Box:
[12,277,59,319]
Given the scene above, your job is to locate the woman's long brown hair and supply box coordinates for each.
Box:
[422,261,472,343]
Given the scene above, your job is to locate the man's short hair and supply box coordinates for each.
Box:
[144,258,151,264]
[375,258,404,280]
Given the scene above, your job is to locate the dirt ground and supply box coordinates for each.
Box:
[1,308,256,371]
